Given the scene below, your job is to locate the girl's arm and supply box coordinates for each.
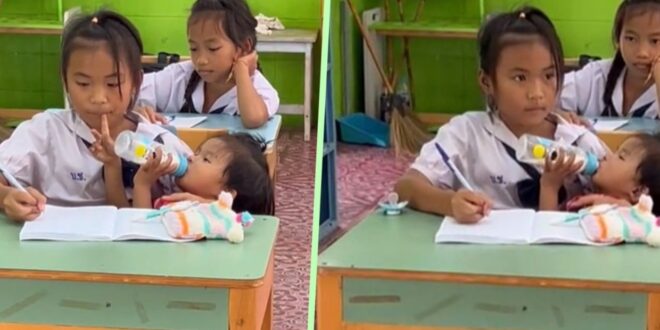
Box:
[395,169,455,216]
[539,181,560,211]
[103,162,130,208]
[395,169,491,223]
[234,53,269,128]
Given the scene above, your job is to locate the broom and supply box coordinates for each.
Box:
[346,0,430,156]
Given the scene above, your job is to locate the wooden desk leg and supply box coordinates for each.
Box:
[648,293,660,330]
[304,44,313,142]
[317,271,343,330]
[229,254,274,329]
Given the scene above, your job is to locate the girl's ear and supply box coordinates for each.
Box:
[478,70,495,96]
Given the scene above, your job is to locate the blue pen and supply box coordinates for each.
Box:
[434,143,474,191]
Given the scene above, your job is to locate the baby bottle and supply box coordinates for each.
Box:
[518,134,600,176]
[114,130,188,177]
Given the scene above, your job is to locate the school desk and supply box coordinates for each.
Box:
[169,113,282,182]
[317,209,660,330]
[141,28,318,142]
[0,214,279,330]
[596,117,660,150]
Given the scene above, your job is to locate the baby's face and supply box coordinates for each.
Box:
[175,138,229,199]
[592,137,645,199]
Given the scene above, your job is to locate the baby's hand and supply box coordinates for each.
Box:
[3,187,46,221]
[159,192,214,204]
[450,189,492,224]
[90,114,120,166]
[541,149,583,191]
[134,148,176,187]
[566,194,631,210]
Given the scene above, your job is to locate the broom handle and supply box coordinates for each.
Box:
[384,0,394,83]
[346,0,394,93]
[396,0,413,105]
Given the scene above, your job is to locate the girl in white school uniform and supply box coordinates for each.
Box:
[137,0,279,128]
[561,0,660,119]
[394,7,607,223]
[0,10,189,222]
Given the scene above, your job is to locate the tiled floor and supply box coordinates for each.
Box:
[319,142,413,251]
[272,128,316,330]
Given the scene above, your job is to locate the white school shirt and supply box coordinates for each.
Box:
[410,111,607,210]
[139,61,280,116]
[0,110,192,206]
[561,59,659,118]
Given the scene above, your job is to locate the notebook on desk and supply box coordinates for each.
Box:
[19,205,193,242]
[435,209,609,246]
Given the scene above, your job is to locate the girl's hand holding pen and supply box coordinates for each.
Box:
[451,189,492,224]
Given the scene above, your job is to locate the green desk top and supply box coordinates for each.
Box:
[0,215,278,282]
[319,210,660,285]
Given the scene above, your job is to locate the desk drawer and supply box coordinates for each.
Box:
[0,278,228,330]
[343,278,646,330]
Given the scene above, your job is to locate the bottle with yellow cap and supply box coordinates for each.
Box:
[518,134,600,176]
[113,130,188,177]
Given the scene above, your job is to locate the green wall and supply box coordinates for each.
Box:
[333,0,621,116]
[0,0,322,128]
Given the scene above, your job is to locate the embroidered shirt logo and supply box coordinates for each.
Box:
[70,172,86,182]
[490,175,505,184]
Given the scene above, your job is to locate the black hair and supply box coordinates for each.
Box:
[212,132,274,215]
[633,132,660,214]
[182,0,259,113]
[60,9,144,111]
[603,0,660,116]
[477,6,564,108]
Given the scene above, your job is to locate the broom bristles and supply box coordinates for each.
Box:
[390,107,430,157]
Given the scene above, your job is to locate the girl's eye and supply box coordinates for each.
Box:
[189,47,198,52]
[107,83,119,88]
[76,82,89,87]
[513,75,525,82]
[652,39,660,45]
[209,47,220,52]
[624,36,635,42]
[203,157,211,163]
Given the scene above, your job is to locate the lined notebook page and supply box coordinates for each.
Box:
[530,211,603,245]
[435,209,536,244]
[20,205,117,241]
[168,116,207,128]
[592,119,628,132]
[113,209,190,242]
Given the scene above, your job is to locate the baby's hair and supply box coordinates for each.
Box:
[633,133,660,214]
[212,132,274,215]
[182,0,259,113]
[603,0,660,116]
[477,6,564,105]
[60,9,144,111]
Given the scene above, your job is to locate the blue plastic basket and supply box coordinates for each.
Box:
[337,113,390,148]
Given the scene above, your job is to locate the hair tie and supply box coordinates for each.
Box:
[91,16,99,24]
[519,12,526,19]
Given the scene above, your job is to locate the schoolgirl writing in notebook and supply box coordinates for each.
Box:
[561,0,660,119]
[137,0,279,128]
[540,133,660,214]
[0,10,188,222]
[394,7,607,224]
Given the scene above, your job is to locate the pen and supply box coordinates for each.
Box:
[434,143,474,191]
[0,165,27,193]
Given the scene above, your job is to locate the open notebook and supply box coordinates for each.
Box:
[19,205,193,242]
[435,209,610,246]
